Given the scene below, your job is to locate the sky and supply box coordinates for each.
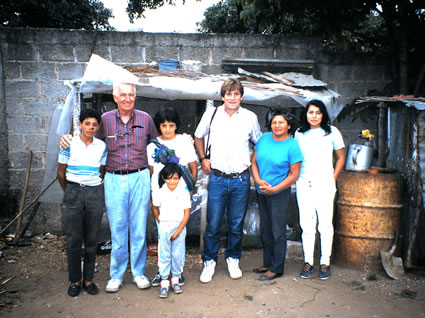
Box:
[101,0,221,32]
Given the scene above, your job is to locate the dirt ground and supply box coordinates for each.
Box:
[0,234,425,318]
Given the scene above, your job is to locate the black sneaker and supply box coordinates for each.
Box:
[300,263,313,279]
[151,273,161,287]
[319,264,331,280]
[179,273,185,286]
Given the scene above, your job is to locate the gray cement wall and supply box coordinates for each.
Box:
[0,28,392,235]
[0,48,11,214]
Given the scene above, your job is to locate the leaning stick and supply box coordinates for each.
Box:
[0,177,57,237]
[14,150,32,242]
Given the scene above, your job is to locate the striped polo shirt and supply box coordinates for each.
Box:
[58,136,107,186]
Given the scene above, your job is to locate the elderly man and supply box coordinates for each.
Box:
[61,82,158,292]
[100,82,159,292]
[194,78,262,283]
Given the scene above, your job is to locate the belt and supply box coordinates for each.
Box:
[66,181,95,188]
[108,168,146,175]
[212,168,249,179]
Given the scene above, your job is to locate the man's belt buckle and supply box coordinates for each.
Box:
[213,169,244,179]
[67,181,86,187]
[109,168,145,175]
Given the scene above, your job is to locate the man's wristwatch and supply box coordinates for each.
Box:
[199,157,206,162]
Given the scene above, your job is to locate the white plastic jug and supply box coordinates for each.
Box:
[345,144,373,171]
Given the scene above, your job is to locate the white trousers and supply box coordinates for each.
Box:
[296,179,336,266]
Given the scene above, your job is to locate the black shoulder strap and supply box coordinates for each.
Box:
[205,106,218,158]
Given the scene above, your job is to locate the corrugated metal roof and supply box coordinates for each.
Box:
[356,96,425,110]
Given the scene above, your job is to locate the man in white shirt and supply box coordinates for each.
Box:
[194,78,262,283]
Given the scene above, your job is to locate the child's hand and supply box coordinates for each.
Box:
[170,230,181,241]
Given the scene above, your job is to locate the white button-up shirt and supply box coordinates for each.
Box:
[195,104,262,174]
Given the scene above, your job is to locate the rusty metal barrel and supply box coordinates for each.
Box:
[334,170,402,269]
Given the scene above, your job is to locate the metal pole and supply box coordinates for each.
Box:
[377,102,387,167]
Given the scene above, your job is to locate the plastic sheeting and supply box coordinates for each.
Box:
[39,83,76,202]
[79,54,342,117]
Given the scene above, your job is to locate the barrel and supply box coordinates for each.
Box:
[334,171,402,269]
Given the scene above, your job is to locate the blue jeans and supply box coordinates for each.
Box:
[202,171,250,262]
[104,169,150,280]
[158,221,186,279]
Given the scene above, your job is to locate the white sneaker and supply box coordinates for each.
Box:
[200,260,216,283]
[105,278,122,293]
[226,257,242,279]
[133,275,151,289]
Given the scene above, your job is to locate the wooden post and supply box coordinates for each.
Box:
[14,150,32,242]
[197,100,209,252]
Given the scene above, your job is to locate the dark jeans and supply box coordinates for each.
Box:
[257,188,290,274]
[63,182,104,283]
[202,171,250,262]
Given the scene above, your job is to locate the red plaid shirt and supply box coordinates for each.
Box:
[96,109,159,172]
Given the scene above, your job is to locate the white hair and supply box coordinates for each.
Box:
[112,81,137,97]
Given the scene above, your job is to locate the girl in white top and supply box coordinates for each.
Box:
[294,99,345,280]
[147,108,197,287]
[147,108,197,193]
[152,163,191,298]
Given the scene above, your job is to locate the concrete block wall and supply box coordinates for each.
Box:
[0,28,392,234]
[0,29,90,230]
[317,52,392,149]
[0,48,10,215]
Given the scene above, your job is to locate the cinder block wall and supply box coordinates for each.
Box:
[0,28,392,233]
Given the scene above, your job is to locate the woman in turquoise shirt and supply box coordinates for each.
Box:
[251,107,303,281]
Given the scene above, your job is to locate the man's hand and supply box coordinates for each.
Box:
[182,133,194,145]
[201,158,211,175]
[59,134,72,150]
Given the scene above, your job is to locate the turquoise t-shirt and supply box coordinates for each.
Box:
[254,132,303,194]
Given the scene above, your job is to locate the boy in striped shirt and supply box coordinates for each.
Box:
[57,108,107,297]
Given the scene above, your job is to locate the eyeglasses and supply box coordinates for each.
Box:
[115,125,143,138]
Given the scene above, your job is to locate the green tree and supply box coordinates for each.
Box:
[126,0,186,23]
[200,1,385,48]
[0,0,113,30]
[197,0,255,33]
[200,0,425,96]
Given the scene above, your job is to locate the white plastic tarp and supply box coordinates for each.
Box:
[79,54,343,118]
